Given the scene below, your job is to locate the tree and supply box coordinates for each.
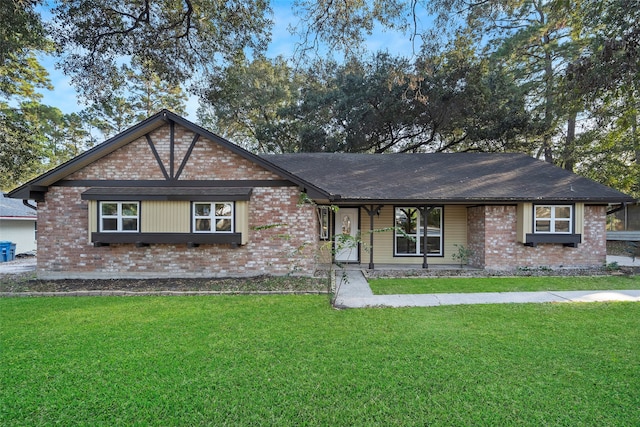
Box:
[303,53,422,153]
[198,56,304,153]
[407,32,534,154]
[290,0,411,58]
[296,38,532,154]
[83,97,136,140]
[0,108,44,190]
[18,103,94,170]
[51,0,273,101]
[82,59,188,139]
[125,60,187,120]
[0,0,54,190]
[566,0,640,196]
[199,43,532,155]
[0,0,47,64]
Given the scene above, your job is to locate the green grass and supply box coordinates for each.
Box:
[1,296,639,425]
[369,275,640,295]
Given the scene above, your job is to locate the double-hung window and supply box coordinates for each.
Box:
[99,202,139,232]
[534,205,572,234]
[193,202,234,233]
[394,206,443,256]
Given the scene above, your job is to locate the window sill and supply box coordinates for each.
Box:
[393,254,444,257]
[524,233,581,248]
[91,232,243,247]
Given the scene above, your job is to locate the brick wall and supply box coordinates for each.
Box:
[38,124,319,279]
[467,205,607,270]
[466,206,485,268]
[67,126,284,181]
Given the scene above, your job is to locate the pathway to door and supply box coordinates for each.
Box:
[333,269,640,309]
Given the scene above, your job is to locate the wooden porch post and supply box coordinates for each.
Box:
[363,205,384,270]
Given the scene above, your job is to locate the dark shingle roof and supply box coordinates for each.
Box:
[262,152,634,203]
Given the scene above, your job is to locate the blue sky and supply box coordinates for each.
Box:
[36,1,425,119]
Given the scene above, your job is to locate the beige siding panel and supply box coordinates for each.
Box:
[88,200,97,240]
[367,205,395,264]
[517,203,533,243]
[236,201,250,245]
[141,201,190,233]
[368,205,467,265]
[575,202,584,235]
[442,205,467,263]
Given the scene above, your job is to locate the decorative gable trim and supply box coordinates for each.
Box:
[7,110,329,200]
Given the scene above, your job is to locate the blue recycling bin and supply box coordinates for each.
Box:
[0,241,11,262]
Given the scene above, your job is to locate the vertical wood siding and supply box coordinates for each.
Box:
[575,203,584,235]
[517,203,533,243]
[141,201,190,233]
[88,200,97,240]
[236,201,250,245]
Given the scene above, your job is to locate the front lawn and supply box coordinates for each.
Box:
[1,296,639,425]
[369,275,640,295]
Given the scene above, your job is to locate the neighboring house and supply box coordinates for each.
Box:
[8,110,636,279]
[0,193,37,254]
[607,202,640,242]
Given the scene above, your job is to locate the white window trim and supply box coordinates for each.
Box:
[193,202,235,233]
[394,206,443,256]
[99,201,139,232]
[534,205,573,234]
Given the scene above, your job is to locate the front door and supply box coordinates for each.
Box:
[334,208,359,262]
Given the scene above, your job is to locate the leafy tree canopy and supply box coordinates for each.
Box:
[1,0,638,197]
[51,0,273,101]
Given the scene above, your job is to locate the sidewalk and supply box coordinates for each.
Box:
[333,270,640,308]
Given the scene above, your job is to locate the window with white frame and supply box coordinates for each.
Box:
[534,205,572,234]
[100,202,139,232]
[193,202,234,233]
[394,206,442,256]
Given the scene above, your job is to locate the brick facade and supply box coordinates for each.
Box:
[37,124,319,279]
[32,117,615,278]
[67,127,283,182]
[467,205,607,270]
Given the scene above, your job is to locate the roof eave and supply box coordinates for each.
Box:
[327,196,637,205]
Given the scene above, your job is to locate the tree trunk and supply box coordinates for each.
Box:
[542,33,555,164]
[633,110,639,194]
[563,111,577,171]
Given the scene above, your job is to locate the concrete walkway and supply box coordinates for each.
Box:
[333,270,640,308]
[607,255,640,267]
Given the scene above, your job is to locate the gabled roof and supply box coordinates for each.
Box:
[8,110,634,205]
[8,110,327,200]
[263,152,635,203]
[0,193,36,218]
